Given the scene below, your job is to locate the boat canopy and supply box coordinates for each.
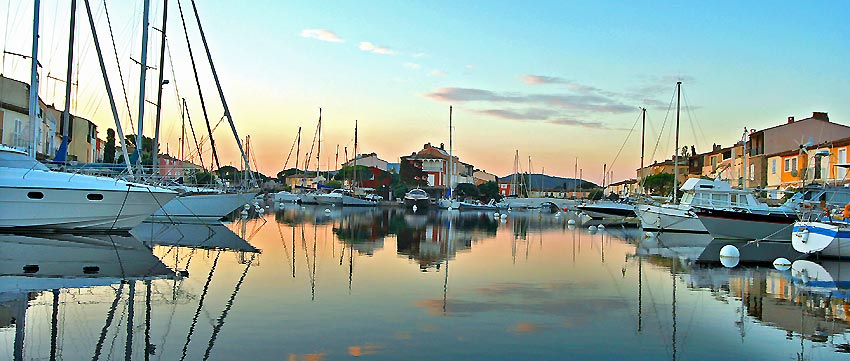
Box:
[679,178,732,192]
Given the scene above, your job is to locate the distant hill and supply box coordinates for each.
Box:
[498,173,598,190]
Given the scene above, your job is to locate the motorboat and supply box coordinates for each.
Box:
[0,145,176,231]
[273,190,299,203]
[577,200,636,219]
[636,178,771,234]
[696,184,850,241]
[404,189,430,212]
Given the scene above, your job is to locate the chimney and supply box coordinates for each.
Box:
[787,116,795,124]
[812,112,829,121]
[424,143,430,149]
[439,143,445,150]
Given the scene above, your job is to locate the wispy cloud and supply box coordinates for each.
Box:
[425,86,636,129]
[300,29,343,43]
[429,69,447,76]
[359,41,395,55]
[404,62,421,70]
[520,74,567,85]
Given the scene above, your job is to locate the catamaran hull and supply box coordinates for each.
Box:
[636,204,708,234]
[792,221,850,258]
[150,192,257,222]
[0,185,176,231]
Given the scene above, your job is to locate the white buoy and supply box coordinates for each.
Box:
[265,205,270,209]
[773,258,792,271]
[412,205,418,212]
[719,245,740,268]
[568,225,576,231]
[325,208,331,213]
[243,204,250,209]
[554,212,561,217]
[568,219,576,225]
[447,207,453,211]
[279,203,284,208]
[500,214,507,219]
[588,225,597,231]
[597,224,606,230]
[494,212,500,217]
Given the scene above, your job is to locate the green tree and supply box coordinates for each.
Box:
[642,172,675,196]
[104,128,116,163]
[334,165,373,183]
[399,160,427,186]
[455,183,480,199]
[477,181,501,202]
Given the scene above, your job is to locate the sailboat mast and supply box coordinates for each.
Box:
[61,0,76,151]
[640,107,646,195]
[448,105,453,198]
[673,81,682,203]
[316,108,322,180]
[27,0,41,158]
[295,127,301,190]
[83,0,133,176]
[152,0,169,176]
[189,0,253,183]
[354,120,358,189]
[135,0,151,175]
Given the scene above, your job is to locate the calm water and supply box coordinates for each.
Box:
[2,204,850,360]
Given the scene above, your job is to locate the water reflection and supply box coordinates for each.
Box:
[7,207,850,359]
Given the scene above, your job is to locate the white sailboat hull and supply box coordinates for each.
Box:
[150,192,257,222]
[792,221,850,257]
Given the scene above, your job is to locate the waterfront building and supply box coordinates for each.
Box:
[748,112,850,189]
[400,142,474,188]
[342,152,389,171]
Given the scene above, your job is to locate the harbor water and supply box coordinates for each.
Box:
[1,204,848,360]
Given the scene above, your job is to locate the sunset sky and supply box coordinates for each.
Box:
[1,1,848,183]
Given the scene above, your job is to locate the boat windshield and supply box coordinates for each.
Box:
[409,189,427,196]
[0,149,49,171]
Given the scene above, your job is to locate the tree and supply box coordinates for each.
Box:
[642,172,675,196]
[399,160,427,186]
[334,165,373,183]
[477,181,501,202]
[455,183,480,199]
[104,128,116,163]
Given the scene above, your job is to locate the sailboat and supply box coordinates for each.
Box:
[0,1,176,231]
[436,106,461,210]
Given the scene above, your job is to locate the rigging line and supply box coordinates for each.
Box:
[279,127,299,172]
[177,0,220,171]
[681,90,705,154]
[183,98,205,169]
[91,283,125,361]
[276,219,293,271]
[179,250,221,361]
[101,0,135,135]
[648,86,677,164]
[607,109,643,175]
[202,252,257,361]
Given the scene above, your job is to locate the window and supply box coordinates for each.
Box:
[784,158,790,172]
[27,191,44,199]
[771,159,776,174]
[87,193,104,201]
[749,164,755,180]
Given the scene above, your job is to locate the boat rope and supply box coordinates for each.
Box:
[182,98,206,170]
[648,87,677,167]
[109,184,132,231]
[101,0,135,135]
[605,109,643,181]
[177,0,221,171]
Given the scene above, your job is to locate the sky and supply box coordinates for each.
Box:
[1,0,848,184]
